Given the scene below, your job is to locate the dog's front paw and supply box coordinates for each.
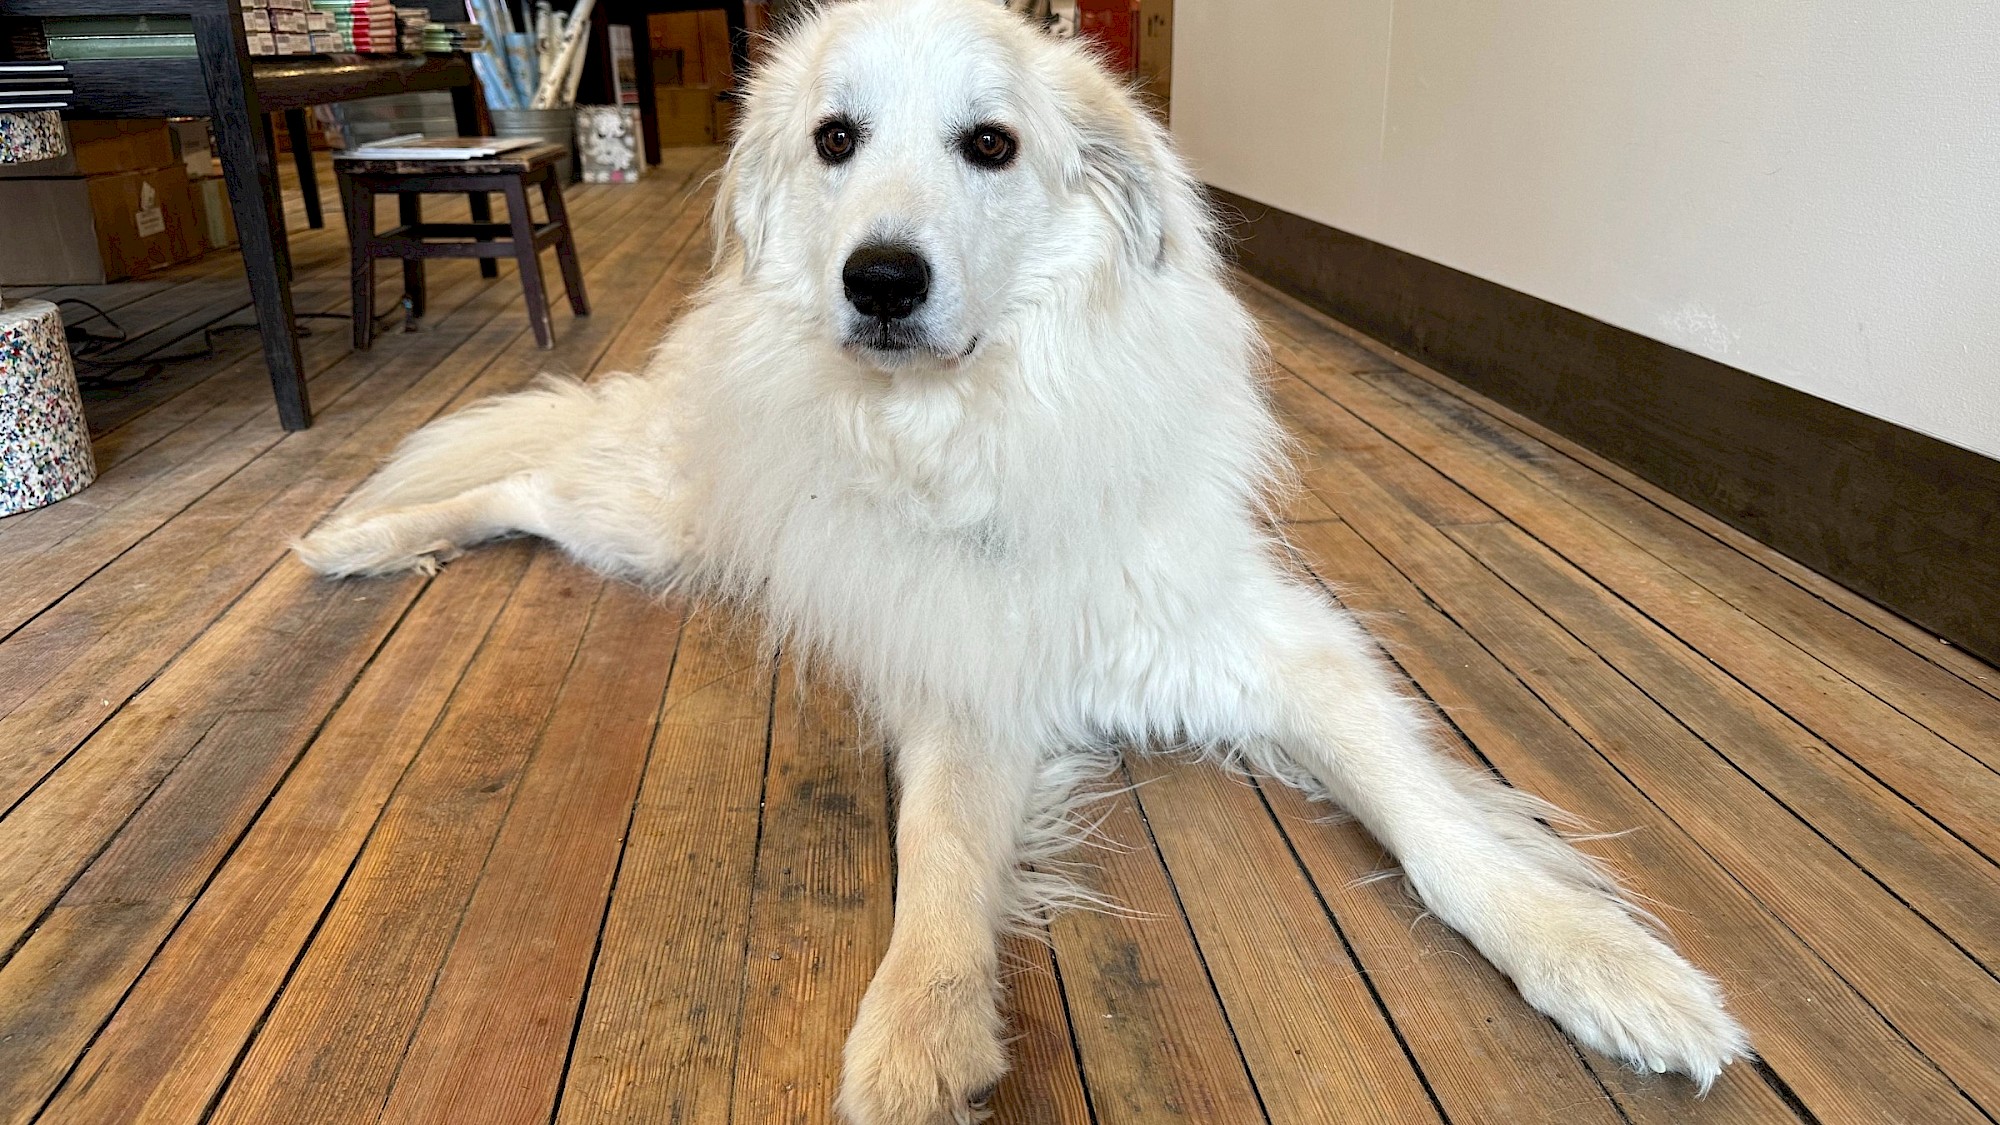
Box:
[836,955,1006,1125]
[1515,910,1750,1091]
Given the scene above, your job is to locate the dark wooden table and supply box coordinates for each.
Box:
[3,0,485,429]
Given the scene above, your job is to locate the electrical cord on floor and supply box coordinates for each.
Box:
[62,298,400,389]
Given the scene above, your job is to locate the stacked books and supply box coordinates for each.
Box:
[310,0,400,53]
[241,0,316,56]
[0,60,71,112]
[307,10,345,54]
[421,22,485,53]
[394,7,430,53]
[41,16,196,60]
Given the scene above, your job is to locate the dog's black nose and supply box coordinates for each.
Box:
[843,244,931,321]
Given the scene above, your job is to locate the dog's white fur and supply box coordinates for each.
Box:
[298,1,1749,1119]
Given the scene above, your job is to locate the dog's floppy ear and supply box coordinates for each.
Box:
[1073,89,1173,270]
[711,105,778,272]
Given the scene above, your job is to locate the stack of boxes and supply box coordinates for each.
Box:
[647,9,735,147]
[420,22,487,53]
[394,7,430,53]
[237,0,468,55]
[0,119,212,283]
[240,0,315,57]
[170,119,238,256]
[308,10,345,54]
[307,0,399,54]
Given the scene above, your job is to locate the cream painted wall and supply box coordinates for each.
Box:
[1172,1,2000,459]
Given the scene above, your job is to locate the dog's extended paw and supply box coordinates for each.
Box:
[836,955,1007,1125]
[295,517,459,578]
[1514,912,1750,1091]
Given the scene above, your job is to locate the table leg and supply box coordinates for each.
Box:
[196,8,310,429]
[284,107,323,229]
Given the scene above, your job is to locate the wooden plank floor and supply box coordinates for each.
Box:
[2,147,1997,1125]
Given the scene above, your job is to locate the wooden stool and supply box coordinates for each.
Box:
[335,141,588,351]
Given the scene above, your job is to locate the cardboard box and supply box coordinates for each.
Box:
[0,165,198,283]
[98,166,200,277]
[170,118,215,179]
[0,179,102,283]
[0,119,175,180]
[655,86,717,146]
[188,176,238,251]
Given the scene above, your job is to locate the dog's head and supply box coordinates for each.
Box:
[714,0,1203,371]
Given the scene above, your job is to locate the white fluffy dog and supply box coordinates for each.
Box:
[299,1,1747,1119]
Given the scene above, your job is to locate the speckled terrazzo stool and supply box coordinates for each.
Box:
[0,109,64,166]
[0,299,96,517]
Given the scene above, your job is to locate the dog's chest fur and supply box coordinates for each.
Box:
[841,368,1009,545]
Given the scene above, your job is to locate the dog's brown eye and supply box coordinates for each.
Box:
[815,118,859,164]
[960,124,1018,169]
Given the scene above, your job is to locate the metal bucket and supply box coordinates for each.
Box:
[489,106,576,183]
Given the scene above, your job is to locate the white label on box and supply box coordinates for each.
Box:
[136,183,166,238]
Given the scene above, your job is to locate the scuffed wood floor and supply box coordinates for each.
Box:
[2,147,1997,1124]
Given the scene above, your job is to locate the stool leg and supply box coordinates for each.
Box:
[504,178,554,349]
[345,180,377,350]
[468,192,498,278]
[539,176,589,316]
[398,193,427,320]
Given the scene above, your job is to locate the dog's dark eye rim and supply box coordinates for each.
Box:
[814,116,861,164]
[959,123,1019,169]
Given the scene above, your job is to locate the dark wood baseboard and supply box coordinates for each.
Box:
[1210,186,2000,667]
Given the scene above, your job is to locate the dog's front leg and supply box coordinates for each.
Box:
[836,713,1037,1125]
[1264,611,1749,1087]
